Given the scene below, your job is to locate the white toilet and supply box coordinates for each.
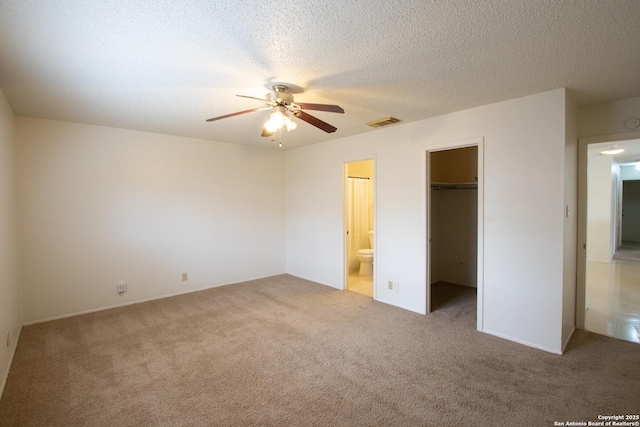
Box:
[356,231,374,276]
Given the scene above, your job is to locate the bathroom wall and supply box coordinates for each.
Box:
[16,117,286,323]
[348,160,373,179]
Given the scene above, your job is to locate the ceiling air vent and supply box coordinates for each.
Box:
[367,117,401,128]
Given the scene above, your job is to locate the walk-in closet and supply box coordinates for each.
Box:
[429,146,478,312]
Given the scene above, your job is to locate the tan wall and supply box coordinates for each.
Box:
[431,146,478,183]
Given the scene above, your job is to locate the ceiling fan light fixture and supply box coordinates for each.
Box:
[600,145,625,155]
[284,115,297,131]
[264,110,285,132]
[265,108,298,133]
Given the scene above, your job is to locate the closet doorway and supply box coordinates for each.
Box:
[344,159,375,298]
[426,140,483,330]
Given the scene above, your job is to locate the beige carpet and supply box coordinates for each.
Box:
[1,275,639,426]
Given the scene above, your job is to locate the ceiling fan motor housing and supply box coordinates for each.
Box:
[267,85,294,106]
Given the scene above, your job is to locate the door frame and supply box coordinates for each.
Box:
[424,137,484,331]
[577,130,640,329]
[343,155,377,299]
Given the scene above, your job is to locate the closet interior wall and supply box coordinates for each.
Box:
[430,146,478,288]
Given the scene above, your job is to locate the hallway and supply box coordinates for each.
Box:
[585,244,640,343]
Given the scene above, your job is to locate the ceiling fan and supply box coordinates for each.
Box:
[206,85,344,137]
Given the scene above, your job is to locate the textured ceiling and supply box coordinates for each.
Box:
[589,139,640,165]
[1,0,640,149]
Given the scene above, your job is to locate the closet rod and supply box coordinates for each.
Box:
[431,183,477,190]
[348,176,370,180]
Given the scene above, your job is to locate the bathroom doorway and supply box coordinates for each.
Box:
[426,139,483,330]
[344,159,375,298]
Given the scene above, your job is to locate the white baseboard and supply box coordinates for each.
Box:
[286,273,342,290]
[23,273,285,326]
[482,328,563,355]
[374,297,426,315]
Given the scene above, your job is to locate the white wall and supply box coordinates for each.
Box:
[16,117,286,323]
[621,164,640,181]
[586,150,616,262]
[578,96,640,138]
[286,88,570,353]
[0,89,21,397]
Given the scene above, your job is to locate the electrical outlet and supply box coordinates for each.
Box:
[182,272,188,281]
[388,281,393,290]
[117,283,127,295]
[624,117,640,129]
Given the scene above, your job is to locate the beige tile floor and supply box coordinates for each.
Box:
[585,246,640,344]
[348,271,373,297]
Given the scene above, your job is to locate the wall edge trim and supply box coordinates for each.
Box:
[0,326,22,400]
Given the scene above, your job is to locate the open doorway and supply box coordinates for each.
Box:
[580,138,640,344]
[344,159,375,298]
[620,180,640,256]
[426,139,483,330]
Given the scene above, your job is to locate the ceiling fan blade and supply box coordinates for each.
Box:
[295,111,337,133]
[205,108,261,122]
[297,103,344,114]
[261,128,274,137]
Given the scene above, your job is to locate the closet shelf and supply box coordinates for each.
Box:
[431,182,478,190]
